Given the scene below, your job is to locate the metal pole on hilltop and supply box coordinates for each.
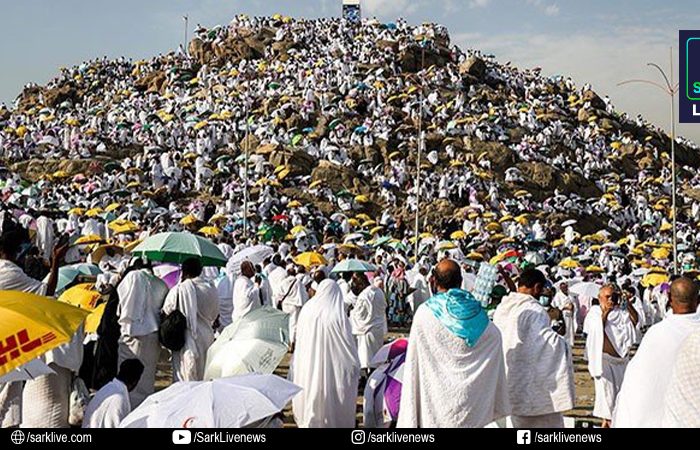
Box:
[618,46,680,274]
[183,16,189,56]
[244,102,250,237]
[414,47,425,259]
[670,47,678,275]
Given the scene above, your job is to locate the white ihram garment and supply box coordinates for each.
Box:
[350,285,388,369]
[292,280,360,428]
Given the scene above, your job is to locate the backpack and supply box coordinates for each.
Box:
[159,291,187,351]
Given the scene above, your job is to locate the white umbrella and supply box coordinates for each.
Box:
[570,281,602,298]
[119,374,301,428]
[0,359,55,383]
[204,307,289,380]
[226,245,273,276]
[554,277,583,289]
[562,219,577,227]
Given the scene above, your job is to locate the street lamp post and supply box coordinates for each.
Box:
[618,47,680,274]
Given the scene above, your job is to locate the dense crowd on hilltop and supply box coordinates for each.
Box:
[1,15,700,429]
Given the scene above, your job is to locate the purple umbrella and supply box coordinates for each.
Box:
[153,263,180,289]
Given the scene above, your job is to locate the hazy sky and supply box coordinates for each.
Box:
[2,0,699,142]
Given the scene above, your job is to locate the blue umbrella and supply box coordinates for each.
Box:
[331,259,377,274]
[47,263,102,295]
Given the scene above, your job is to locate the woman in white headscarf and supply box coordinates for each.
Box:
[291,279,360,428]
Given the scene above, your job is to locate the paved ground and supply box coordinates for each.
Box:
[154,330,601,427]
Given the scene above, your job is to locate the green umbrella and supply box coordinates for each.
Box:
[258,225,286,242]
[329,118,342,130]
[131,232,227,267]
[372,236,393,247]
[388,241,408,252]
[331,259,377,274]
[291,134,303,146]
[103,161,121,172]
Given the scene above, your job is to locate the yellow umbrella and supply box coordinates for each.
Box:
[288,200,302,208]
[309,180,323,189]
[122,239,143,253]
[437,241,458,250]
[355,195,370,204]
[369,226,384,235]
[355,213,371,222]
[278,168,291,180]
[68,207,85,216]
[208,213,227,224]
[0,291,89,376]
[74,234,104,245]
[388,151,401,160]
[586,265,605,273]
[482,212,496,220]
[559,258,580,269]
[617,237,630,246]
[651,247,670,260]
[85,208,104,218]
[339,243,360,252]
[84,303,106,334]
[198,226,222,237]
[514,190,530,198]
[59,283,101,310]
[58,284,104,334]
[52,170,69,179]
[552,238,565,248]
[105,203,121,213]
[450,160,465,167]
[590,245,602,252]
[489,233,506,242]
[485,222,501,232]
[499,215,514,224]
[347,218,360,227]
[450,230,467,240]
[179,215,198,226]
[419,232,434,239]
[126,181,140,189]
[91,244,124,263]
[109,219,139,234]
[642,272,669,287]
[290,225,307,236]
[362,220,377,228]
[659,222,673,232]
[294,252,327,268]
[466,252,484,261]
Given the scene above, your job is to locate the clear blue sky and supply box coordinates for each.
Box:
[2,0,699,141]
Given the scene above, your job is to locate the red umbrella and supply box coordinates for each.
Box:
[272,214,289,222]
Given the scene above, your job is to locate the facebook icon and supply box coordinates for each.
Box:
[516,430,532,445]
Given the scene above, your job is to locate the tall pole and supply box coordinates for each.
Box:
[183,16,189,56]
[244,102,250,237]
[414,47,425,259]
[670,46,678,274]
[618,50,680,274]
